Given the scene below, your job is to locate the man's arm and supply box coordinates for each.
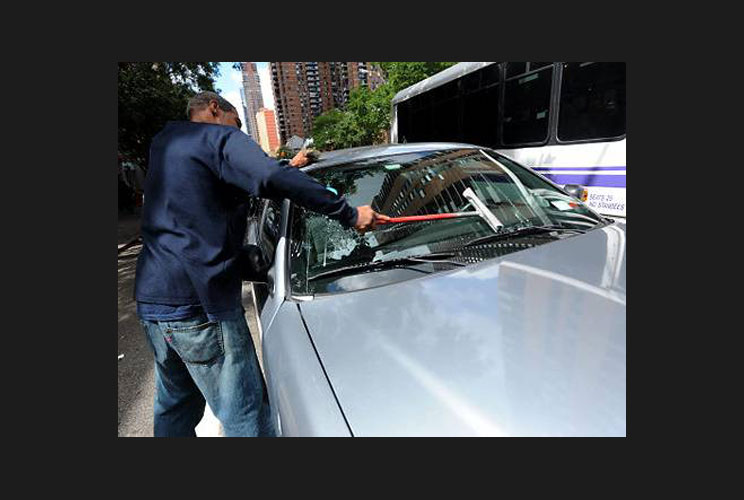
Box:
[219,131,386,230]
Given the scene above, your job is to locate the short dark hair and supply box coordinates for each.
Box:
[186,91,237,119]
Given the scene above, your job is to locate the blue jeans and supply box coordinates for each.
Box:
[139,312,276,437]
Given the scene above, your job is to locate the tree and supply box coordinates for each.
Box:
[346,85,395,145]
[376,62,457,93]
[311,108,345,150]
[118,62,220,168]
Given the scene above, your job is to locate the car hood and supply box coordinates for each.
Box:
[298,222,626,436]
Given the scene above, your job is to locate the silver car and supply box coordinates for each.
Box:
[247,143,626,437]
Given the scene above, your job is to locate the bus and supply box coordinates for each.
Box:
[390,62,626,218]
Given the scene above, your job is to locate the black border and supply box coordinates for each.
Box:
[43,14,688,475]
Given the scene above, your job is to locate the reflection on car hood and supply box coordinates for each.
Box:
[298,222,626,436]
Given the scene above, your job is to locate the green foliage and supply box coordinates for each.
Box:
[311,108,346,150]
[376,62,457,93]
[346,85,396,145]
[310,62,457,151]
[275,145,294,159]
[118,62,219,167]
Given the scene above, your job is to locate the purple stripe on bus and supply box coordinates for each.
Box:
[541,173,627,188]
[531,166,627,171]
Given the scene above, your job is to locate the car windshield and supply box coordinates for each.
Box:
[289,148,606,295]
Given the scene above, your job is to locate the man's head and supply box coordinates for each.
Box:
[186,91,242,129]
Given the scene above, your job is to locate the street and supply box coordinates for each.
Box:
[117,214,264,437]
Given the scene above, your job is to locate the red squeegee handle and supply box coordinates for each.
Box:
[376,212,480,225]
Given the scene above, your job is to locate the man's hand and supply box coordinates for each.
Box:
[354,206,391,234]
[289,150,309,168]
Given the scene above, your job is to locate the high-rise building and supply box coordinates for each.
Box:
[240,62,264,143]
[270,61,385,144]
[256,108,280,155]
[347,62,367,89]
[271,62,306,144]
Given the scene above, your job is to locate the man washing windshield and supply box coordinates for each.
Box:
[135,91,388,437]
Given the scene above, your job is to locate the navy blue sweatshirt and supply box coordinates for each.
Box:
[134,121,357,319]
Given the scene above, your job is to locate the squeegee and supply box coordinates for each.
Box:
[375,187,504,233]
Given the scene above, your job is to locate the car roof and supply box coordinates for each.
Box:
[301,142,482,173]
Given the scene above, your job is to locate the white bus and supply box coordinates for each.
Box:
[390,62,626,218]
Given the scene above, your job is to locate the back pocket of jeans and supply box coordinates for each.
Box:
[165,320,224,365]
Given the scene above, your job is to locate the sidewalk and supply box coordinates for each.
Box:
[118,212,141,246]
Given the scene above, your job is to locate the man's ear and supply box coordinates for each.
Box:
[208,100,220,116]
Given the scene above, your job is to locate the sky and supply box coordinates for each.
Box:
[214,62,274,134]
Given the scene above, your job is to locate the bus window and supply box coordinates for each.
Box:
[397,99,412,142]
[409,93,433,142]
[463,70,481,93]
[506,62,527,78]
[433,81,459,102]
[529,62,551,71]
[558,62,625,141]
[432,98,460,142]
[503,66,553,145]
[457,64,500,147]
[462,85,499,148]
[430,81,461,142]
[461,64,498,92]
[482,64,500,86]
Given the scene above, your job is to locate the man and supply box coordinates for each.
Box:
[135,91,388,437]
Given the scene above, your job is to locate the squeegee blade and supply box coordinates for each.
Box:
[462,187,503,233]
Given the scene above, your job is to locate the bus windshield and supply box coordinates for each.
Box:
[289,148,605,294]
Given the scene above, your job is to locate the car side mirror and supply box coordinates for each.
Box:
[564,184,588,202]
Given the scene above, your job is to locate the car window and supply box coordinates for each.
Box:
[289,149,605,295]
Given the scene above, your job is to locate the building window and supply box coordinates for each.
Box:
[558,62,626,142]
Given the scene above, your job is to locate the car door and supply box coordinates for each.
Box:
[250,199,282,316]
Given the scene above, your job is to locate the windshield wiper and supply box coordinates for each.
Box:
[307,252,465,282]
[462,225,587,248]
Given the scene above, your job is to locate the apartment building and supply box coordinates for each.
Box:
[270,61,385,144]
